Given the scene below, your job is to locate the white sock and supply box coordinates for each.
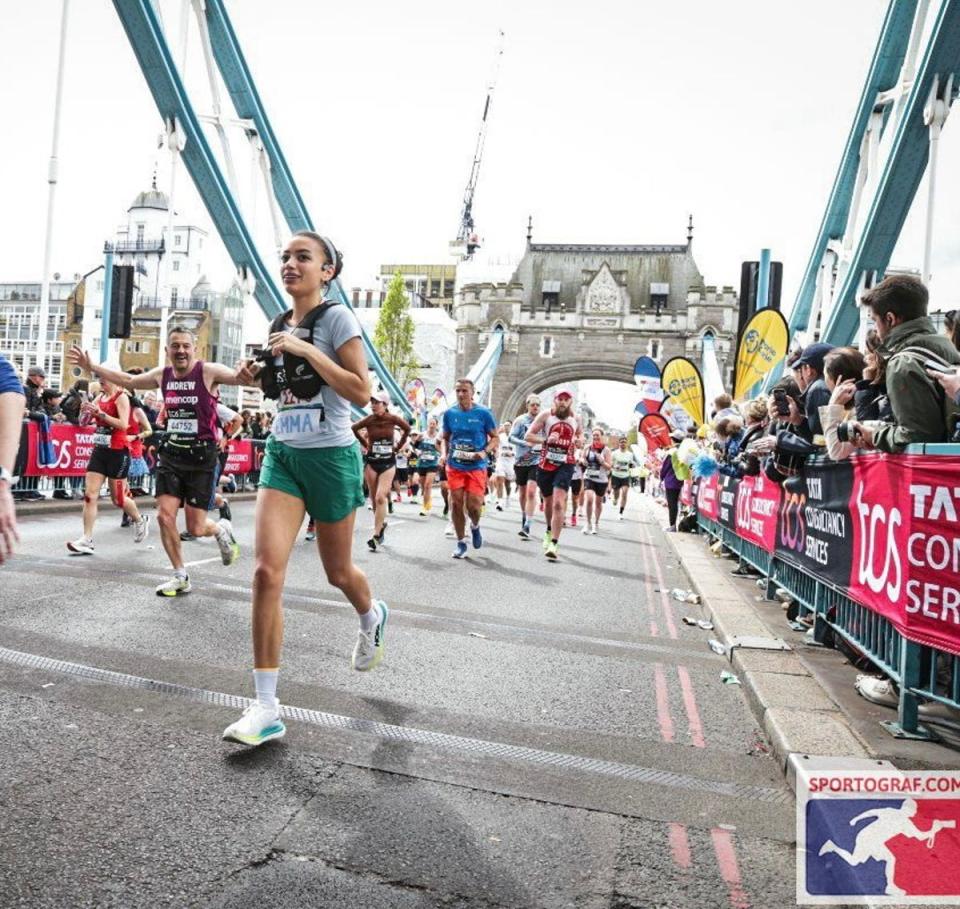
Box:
[359,601,380,632]
[471,522,480,530]
[174,567,188,580]
[458,537,467,544]
[253,668,279,709]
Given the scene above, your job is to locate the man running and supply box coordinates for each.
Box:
[69,327,242,596]
[509,394,542,539]
[352,391,409,551]
[493,420,515,511]
[611,436,639,520]
[442,378,497,559]
[525,388,579,560]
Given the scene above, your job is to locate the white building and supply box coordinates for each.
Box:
[0,281,74,381]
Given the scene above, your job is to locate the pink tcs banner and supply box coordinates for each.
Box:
[733,473,781,553]
[848,454,960,657]
[696,474,719,521]
[24,422,96,477]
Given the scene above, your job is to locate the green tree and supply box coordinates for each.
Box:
[374,271,418,388]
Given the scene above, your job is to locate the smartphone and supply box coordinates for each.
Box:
[923,359,946,377]
[773,388,790,417]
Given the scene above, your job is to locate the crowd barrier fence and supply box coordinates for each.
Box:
[11,420,266,501]
[694,446,960,741]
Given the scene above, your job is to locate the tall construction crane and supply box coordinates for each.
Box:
[450,30,504,261]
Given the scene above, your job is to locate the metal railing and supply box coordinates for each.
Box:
[697,508,959,742]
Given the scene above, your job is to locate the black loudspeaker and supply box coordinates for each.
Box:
[108,265,134,339]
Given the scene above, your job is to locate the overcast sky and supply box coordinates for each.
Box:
[4,1,958,421]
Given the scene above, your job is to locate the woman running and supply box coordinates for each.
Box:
[414,416,442,516]
[67,377,150,554]
[568,440,584,527]
[580,428,612,535]
[223,231,389,748]
[352,391,410,551]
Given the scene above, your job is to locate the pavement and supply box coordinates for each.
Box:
[1,492,799,908]
[654,497,960,788]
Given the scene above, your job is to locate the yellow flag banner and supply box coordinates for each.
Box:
[734,308,789,400]
[660,357,704,426]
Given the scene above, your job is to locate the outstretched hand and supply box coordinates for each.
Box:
[68,345,92,373]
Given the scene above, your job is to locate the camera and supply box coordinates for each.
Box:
[773,388,790,417]
[836,421,860,443]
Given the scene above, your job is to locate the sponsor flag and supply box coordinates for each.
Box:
[634,400,649,417]
[660,357,704,426]
[639,413,671,452]
[734,308,789,400]
[633,356,664,413]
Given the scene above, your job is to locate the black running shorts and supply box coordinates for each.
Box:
[156,450,218,509]
[537,463,575,498]
[87,446,130,481]
[513,464,538,486]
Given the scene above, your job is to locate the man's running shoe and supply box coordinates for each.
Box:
[442,505,449,517]
[218,498,232,522]
[179,531,197,542]
[156,575,191,597]
[419,508,431,517]
[376,523,386,544]
[582,522,593,534]
[591,525,598,535]
[120,512,132,528]
[215,519,240,566]
[133,514,151,544]
[471,524,483,549]
[542,530,552,551]
[571,514,578,527]
[67,537,94,555]
[452,541,468,559]
[444,522,455,537]
[618,512,624,521]
[545,541,559,561]
[353,601,388,671]
[518,522,531,540]
[222,703,286,746]
[367,537,378,552]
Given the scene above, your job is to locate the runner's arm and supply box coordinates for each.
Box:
[0,380,24,564]
[485,429,499,458]
[441,431,452,463]
[95,393,130,432]
[69,346,162,392]
[134,407,153,439]
[393,416,411,452]
[524,413,546,445]
[351,415,373,449]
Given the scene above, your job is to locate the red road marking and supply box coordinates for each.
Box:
[653,663,675,743]
[677,666,707,748]
[637,524,660,637]
[642,524,678,639]
[711,828,751,909]
[668,822,692,870]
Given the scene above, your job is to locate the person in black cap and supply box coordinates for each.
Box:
[22,366,47,421]
[779,341,833,439]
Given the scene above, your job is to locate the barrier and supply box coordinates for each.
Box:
[11,421,266,501]
[695,448,960,740]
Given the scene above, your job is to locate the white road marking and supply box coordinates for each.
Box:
[183,556,222,568]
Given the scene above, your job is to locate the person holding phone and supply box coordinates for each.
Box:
[818,347,872,460]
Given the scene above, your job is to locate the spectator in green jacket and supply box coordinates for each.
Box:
[851,275,960,452]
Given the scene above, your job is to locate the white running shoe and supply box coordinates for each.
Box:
[133,514,151,544]
[67,537,94,555]
[353,601,389,671]
[444,521,455,537]
[156,575,192,597]
[222,703,286,746]
[617,513,624,521]
[590,526,598,535]
[215,519,240,566]
[582,522,593,534]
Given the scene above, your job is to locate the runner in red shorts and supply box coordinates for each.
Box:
[441,378,498,559]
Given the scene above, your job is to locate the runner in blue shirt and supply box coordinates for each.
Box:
[441,378,497,559]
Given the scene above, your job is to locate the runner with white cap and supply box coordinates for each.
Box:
[352,391,410,551]
[525,387,580,560]
[508,394,542,540]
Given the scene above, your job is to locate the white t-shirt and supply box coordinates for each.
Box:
[270,303,362,449]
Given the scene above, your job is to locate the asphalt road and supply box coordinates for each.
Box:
[1,491,796,908]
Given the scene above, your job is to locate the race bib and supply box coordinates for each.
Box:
[92,431,112,448]
[584,469,604,481]
[500,445,515,459]
[546,447,568,465]
[168,418,198,435]
[454,442,478,461]
[371,439,394,459]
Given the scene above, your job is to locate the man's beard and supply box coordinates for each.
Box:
[555,404,571,418]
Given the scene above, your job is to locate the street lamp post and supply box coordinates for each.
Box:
[36,0,70,375]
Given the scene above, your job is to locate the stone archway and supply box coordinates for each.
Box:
[499,359,635,418]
